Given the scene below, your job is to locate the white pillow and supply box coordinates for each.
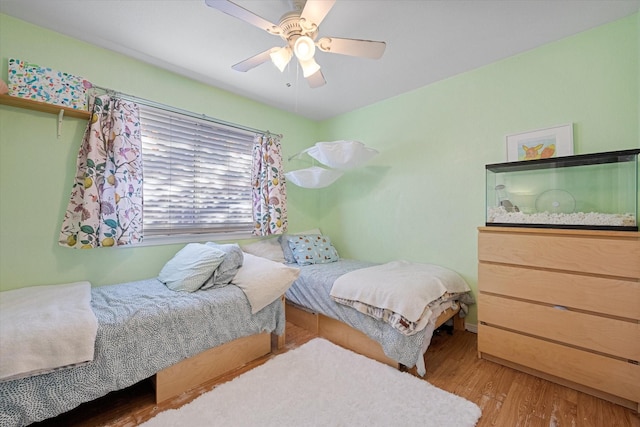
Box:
[232,253,300,314]
[241,237,285,263]
[158,243,226,292]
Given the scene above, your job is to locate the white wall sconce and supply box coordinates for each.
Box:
[285,140,378,188]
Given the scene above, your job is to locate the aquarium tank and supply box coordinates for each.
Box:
[485,149,639,231]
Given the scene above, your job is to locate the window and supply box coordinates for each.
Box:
[139,105,256,239]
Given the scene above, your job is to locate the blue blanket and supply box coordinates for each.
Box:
[0,278,285,427]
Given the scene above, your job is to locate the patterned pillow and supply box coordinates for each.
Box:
[279,228,322,263]
[286,235,339,266]
[158,243,226,292]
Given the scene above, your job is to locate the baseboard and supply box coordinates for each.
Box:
[465,323,478,334]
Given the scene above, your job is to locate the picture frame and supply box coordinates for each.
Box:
[506,123,573,162]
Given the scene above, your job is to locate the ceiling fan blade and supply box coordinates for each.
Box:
[232,48,276,72]
[299,0,336,33]
[317,37,386,59]
[205,0,282,35]
[306,69,326,88]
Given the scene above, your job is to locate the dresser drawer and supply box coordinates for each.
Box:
[479,294,640,361]
[478,229,640,278]
[478,325,640,403]
[479,263,640,320]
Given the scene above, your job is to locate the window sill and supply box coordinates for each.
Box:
[124,231,256,248]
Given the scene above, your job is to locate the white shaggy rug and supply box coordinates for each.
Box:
[141,338,481,427]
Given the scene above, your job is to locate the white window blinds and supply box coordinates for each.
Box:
[139,105,256,237]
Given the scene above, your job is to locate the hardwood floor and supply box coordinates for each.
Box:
[34,323,639,427]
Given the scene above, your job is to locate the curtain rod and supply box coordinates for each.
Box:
[89,84,281,138]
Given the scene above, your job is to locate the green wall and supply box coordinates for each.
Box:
[315,14,639,325]
[0,14,321,290]
[1,13,638,328]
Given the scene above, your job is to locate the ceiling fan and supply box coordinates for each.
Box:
[204,0,386,88]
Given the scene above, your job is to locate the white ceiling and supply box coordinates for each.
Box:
[1,0,638,121]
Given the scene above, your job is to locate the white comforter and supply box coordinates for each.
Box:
[330,261,470,334]
[0,281,98,382]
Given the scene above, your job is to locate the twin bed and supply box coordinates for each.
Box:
[0,233,474,426]
[245,232,475,376]
[285,259,473,375]
[0,248,289,427]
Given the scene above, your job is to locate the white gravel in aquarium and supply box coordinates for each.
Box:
[487,206,636,227]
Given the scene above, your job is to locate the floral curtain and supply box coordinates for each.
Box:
[59,95,143,248]
[251,132,288,236]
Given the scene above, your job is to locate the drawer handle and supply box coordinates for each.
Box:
[553,305,568,311]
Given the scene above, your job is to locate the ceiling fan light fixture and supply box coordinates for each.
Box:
[293,36,316,61]
[298,56,321,78]
[205,0,386,89]
[270,46,292,72]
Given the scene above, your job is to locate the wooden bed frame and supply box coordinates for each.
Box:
[153,297,286,403]
[285,299,465,372]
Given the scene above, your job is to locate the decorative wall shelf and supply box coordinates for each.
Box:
[0,94,90,138]
[0,94,91,119]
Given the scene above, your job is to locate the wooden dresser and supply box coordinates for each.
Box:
[477,226,640,411]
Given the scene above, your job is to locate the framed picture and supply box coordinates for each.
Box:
[506,123,573,162]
